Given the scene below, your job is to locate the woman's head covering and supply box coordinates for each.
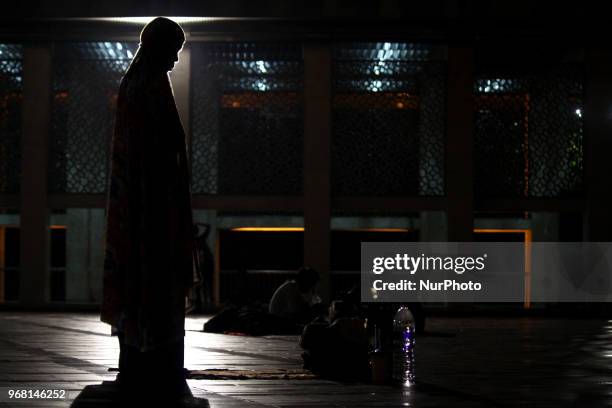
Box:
[139,17,185,51]
[124,17,185,76]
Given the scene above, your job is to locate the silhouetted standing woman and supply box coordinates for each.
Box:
[101,17,195,400]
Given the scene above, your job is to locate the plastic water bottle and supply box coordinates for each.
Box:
[392,306,415,385]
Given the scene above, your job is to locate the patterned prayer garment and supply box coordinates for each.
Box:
[101,54,195,352]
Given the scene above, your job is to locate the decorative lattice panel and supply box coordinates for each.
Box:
[332,43,446,196]
[475,66,583,198]
[0,44,22,193]
[191,43,303,195]
[49,42,137,193]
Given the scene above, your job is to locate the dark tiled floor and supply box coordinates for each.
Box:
[1,312,612,407]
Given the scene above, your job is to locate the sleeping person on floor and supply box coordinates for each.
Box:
[203,266,325,335]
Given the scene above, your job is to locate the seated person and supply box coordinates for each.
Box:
[300,300,369,381]
[269,266,322,323]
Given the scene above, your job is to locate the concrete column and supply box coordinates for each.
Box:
[531,212,559,242]
[192,209,219,306]
[0,227,4,303]
[446,46,474,242]
[584,47,612,241]
[64,208,104,303]
[65,209,88,302]
[303,43,332,302]
[20,44,53,306]
[88,208,105,302]
[419,211,447,241]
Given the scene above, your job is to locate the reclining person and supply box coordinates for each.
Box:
[203,267,322,336]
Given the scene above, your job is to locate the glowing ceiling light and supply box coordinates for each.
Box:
[575,108,582,117]
[96,17,221,24]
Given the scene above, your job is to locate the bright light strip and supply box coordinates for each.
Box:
[231,227,304,232]
[230,227,411,232]
[349,228,410,232]
[93,17,222,24]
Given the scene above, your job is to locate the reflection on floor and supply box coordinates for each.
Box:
[1,312,612,407]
